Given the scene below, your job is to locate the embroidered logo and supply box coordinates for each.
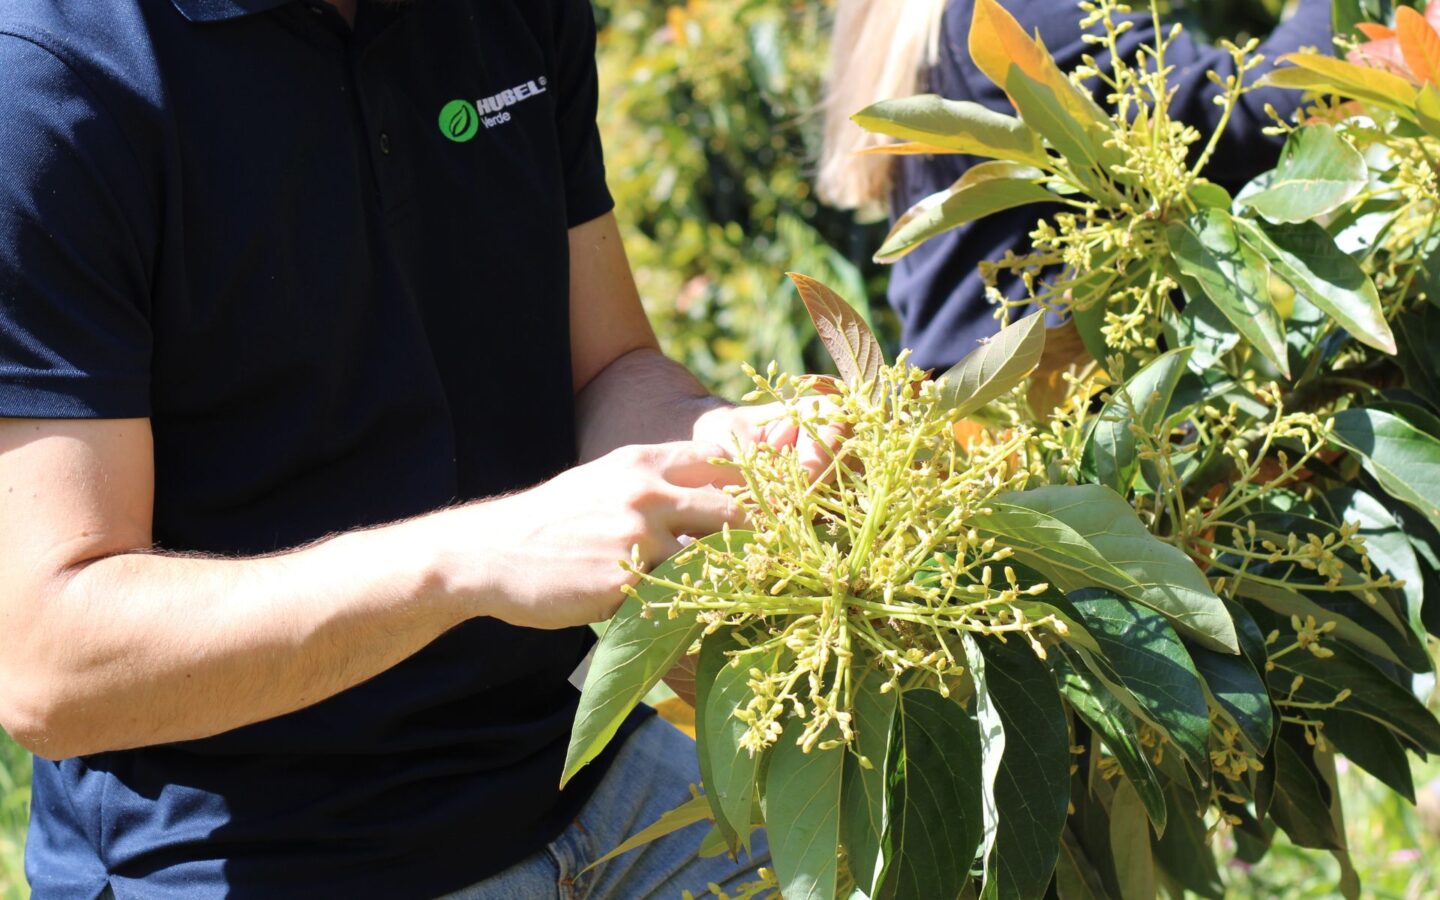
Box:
[438,76,548,141]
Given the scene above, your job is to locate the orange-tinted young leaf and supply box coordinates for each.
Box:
[1397,5,1440,84]
[787,273,885,393]
[1430,1,1440,33]
[1355,22,1396,41]
[1267,53,1421,114]
[969,0,1108,130]
[856,141,966,156]
[1348,37,1414,82]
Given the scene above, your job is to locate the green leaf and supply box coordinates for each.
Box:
[852,95,1049,166]
[1109,779,1158,900]
[764,720,844,900]
[876,162,1054,264]
[1269,734,1345,850]
[1312,708,1416,802]
[697,629,776,854]
[1330,407,1440,526]
[877,690,982,900]
[1188,640,1274,755]
[1055,655,1168,834]
[1169,209,1290,378]
[582,794,712,872]
[1271,638,1440,753]
[1080,348,1192,494]
[1069,590,1211,772]
[1238,125,1368,224]
[979,638,1070,900]
[1395,304,1440,400]
[988,485,1239,653]
[1055,828,1110,900]
[1262,53,1419,117]
[938,310,1047,418]
[1236,219,1395,354]
[1327,486,1429,650]
[562,535,742,786]
[1167,265,1242,373]
[788,273,885,394]
[1151,783,1224,899]
[1235,577,1422,672]
[964,635,1005,900]
[841,670,896,896]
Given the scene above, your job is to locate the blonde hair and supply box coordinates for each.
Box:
[818,0,948,214]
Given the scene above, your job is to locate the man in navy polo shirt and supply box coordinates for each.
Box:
[0,0,791,896]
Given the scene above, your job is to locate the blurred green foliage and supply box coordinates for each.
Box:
[594,0,891,398]
[0,733,28,900]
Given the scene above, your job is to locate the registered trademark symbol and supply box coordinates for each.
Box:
[539,76,548,86]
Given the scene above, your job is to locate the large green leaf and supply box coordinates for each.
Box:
[1262,53,1420,117]
[1069,590,1211,772]
[938,310,1047,418]
[979,638,1070,900]
[1236,219,1395,354]
[1079,348,1192,494]
[877,690,982,899]
[1394,304,1440,400]
[1269,734,1345,850]
[841,670,896,896]
[852,95,1049,166]
[965,635,1005,900]
[1330,408,1440,526]
[1004,66,1105,178]
[1055,654,1168,834]
[1313,708,1416,802]
[1188,640,1273,755]
[1235,577,1423,672]
[988,485,1239,653]
[877,162,1054,264]
[697,630,778,854]
[1327,487,1429,649]
[1151,783,1223,899]
[1109,780,1158,900]
[1264,629,1440,753]
[1237,125,1368,224]
[1169,209,1290,377]
[562,535,745,786]
[1055,828,1111,900]
[764,720,844,900]
[789,274,885,394]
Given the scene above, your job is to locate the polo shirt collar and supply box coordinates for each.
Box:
[170,0,296,23]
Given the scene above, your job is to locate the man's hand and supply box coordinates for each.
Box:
[433,441,743,630]
[692,399,846,483]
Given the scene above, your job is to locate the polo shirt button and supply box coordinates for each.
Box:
[379,132,392,155]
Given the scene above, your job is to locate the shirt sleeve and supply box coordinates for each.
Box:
[551,0,614,228]
[0,33,155,418]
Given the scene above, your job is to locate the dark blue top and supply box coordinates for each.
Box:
[0,1,624,896]
[888,0,1334,371]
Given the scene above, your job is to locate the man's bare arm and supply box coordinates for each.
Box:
[0,417,738,760]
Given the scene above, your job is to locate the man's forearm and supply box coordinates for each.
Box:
[5,514,464,760]
[575,347,730,462]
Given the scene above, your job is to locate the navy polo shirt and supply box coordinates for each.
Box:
[0,0,623,896]
[888,0,1333,371]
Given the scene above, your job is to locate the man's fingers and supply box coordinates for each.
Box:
[649,441,744,488]
[659,484,747,537]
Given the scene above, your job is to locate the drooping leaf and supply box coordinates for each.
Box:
[969,0,1110,131]
[562,534,748,786]
[852,95,1049,166]
[1069,590,1211,772]
[1169,209,1291,377]
[1188,640,1274,755]
[1055,654,1168,834]
[1235,577,1421,671]
[1235,219,1395,354]
[581,794,712,872]
[1330,407,1440,525]
[938,310,1047,417]
[1151,782,1224,899]
[697,629,779,854]
[764,720,844,900]
[1312,707,1416,802]
[1055,827,1111,900]
[877,689,983,900]
[1237,125,1368,224]
[876,162,1054,263]
[1167,265,1242,373]
[1080,348,1192,494]
[1003,67,1106,180]
[987,484,1239,653]
[1268,733,1345,851]
[788,273,885,394]
[1327,486,1428,649]
[979,638,1070,900]
[1109,779,1158,900]
[841,670,896,896]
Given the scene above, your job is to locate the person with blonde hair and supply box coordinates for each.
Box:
[820,0,1331,371]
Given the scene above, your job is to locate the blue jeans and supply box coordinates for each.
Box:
[441,717,770,900]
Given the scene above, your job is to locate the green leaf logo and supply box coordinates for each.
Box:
[438,99,479,143]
